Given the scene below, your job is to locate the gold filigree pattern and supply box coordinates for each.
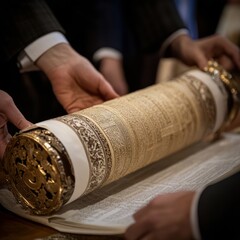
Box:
[2,128,74,215]
[56,115,112,194]
[204,60,240,128]
[179,74,216,135]
[79,106,134,184]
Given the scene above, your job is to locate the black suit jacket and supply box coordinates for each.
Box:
[198,171,240,239]
[85,0,185,53]
[0,0,64,65]
[0,0,101,124]
[84,0,186,91]
[0,0,67,125]
[1,0,186,65]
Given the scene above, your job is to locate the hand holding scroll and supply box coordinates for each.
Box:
[36,43,119,113]
[170,34,240,70]
[0,90,31,160]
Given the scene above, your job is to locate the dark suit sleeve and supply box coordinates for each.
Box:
[0,0,65,63]
[125,0,186,53]
[83,0,186,57]
[198,171,240,239]
[83,0,124,58]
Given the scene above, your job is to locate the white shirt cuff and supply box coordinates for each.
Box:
[190,187,205,240]
[159,29,189,57]
[93,48,123,62]
[18,32,69,72]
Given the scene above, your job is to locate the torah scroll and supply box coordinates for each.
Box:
[2,61,239,215]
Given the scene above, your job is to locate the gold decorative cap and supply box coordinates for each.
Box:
[204,60,240,128]
[2,127,74,215]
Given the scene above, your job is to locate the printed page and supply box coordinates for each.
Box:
[1,133,240,234]
[50,133,240,231]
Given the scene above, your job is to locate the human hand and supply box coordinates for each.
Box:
[170,34,240,71]
[125,191,195,240]
[0,90,31,159]
[36,43,119,113]
[99,58,128,96]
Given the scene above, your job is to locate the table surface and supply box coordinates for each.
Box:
[0,205,124,240]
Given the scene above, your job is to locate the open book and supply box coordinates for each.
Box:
[1,132,240,235]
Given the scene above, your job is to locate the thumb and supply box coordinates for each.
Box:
[0,90,32,130]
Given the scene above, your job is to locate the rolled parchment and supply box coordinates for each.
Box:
[2,61,239,215]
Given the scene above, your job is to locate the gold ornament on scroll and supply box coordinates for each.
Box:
[1,61,239,215]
